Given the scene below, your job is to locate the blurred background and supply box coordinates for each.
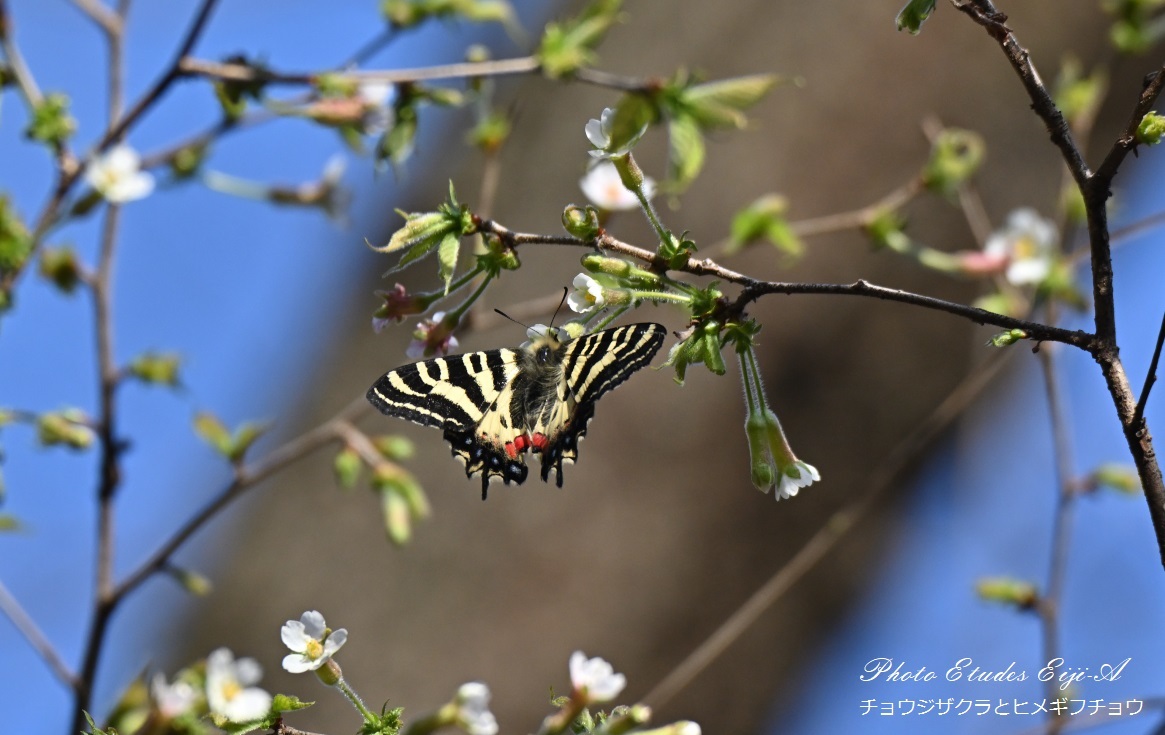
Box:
[2,0,1164,733]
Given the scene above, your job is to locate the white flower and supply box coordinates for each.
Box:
[580,161,655,211]
[584,107,646,160]
[455,682,498,735]
[205,648,272,723]
[85,145,155,203]
[567,273,607,314]
[281,610,348,673]
[673,723,702,735]
[358,80,396,134]
[150,672,198,719]
[584,108,616,151]
[775,460,820,501]
[569,651,626,703]
[983,208,1058,286]
[525,324,552,342]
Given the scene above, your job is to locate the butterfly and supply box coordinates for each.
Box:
[367,322,665,498]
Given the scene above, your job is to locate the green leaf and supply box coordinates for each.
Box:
[1136,111,1165,145]
[922,128,985,195]
[194,412,269,463]
[608,94,656,152]
[666,114,706,192]
[728,194,803,257]
[83,711,115,735]
[377,103,418,169]
[896,0,937,34]
[1090,463,1141,494]
[537,0,623,78]
[437,232,461,294]
[24,93,76,148]
[271,693,315,712]
[193,412,232,455]
[0,514,23,533]
[211,55,269,122]
[128,352,182,387]
[681,74,780,130]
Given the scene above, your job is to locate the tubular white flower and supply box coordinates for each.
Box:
[455,682,499,735]
[281,610,349,673]
[206,648,272,723]
[85,145,155,203]
[775,460,820,501]
[569,651,626,703]
[584,108,614,150]
[983,207,1058,286]
[150,672,198,719]
[580,161,655,211]
[567,273,607,314]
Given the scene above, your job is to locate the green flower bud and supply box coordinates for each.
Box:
[581,253,660,287]
[896,0,936,34]
[164,565,213,596]
[24,93,76,148]
[0,195,32,276]
[864,210,910,253]
[1136,111,1165,145]
[38,247,82,293]
[169,142,209,180]
[975,576,1038,610]
[373,434,415,461]
[563,205,602,240]
[987,329,1028,347]
[333,447,362,489]
[37,410,94,450]
[128,352,182,386]
[1089,463,1140,494]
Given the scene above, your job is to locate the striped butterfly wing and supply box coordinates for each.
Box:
[533,323,666,486]
[367,349,533,496]
[368,323,666,497]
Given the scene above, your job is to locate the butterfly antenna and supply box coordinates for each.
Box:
[549,287,569,328]
[493,308,530,330]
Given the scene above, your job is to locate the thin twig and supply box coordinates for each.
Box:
[0,0,43,106]
[177,54,541,86]
[0,579,78,689]
[69,0,122,36]
[1133,311,1165,430]
[1037,342,1076,734]
[788,176,924,238]
[642,348,1013,708]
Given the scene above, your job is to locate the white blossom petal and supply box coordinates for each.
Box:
[568,651,626,703]
[299,610,327,639]
[206,648,271,722]
[580,161,651,211]
[982,207,1058,287]
[221,688,272,722]
[150,673,198,719]
[86,145,155,203]
[281,620,310,652]
[775,461,820,500]
[585,118,609,149]
[282,653,317,674]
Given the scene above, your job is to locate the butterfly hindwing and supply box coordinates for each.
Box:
[368,322,666,497]
[535,323,666,486]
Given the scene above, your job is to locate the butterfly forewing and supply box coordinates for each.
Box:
[367,323,665,497]
[367,349,520,429]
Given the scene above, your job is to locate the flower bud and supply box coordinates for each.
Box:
[315,658,342,687]
[581,254,661,287]
[1136,111,1165,145]
[987,329,1028,347]
[562,204,602,240]
[975,576,1038,610]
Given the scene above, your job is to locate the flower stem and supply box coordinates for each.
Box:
[590,305,631,331]
[628,289,691,304]
[336,676,377,722]
[634,186,671,244]
[445,271,494,323]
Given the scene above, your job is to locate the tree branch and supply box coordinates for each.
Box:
[177,54,541,86]
[0,579,78,690]
[1133,311,1165,430]
[475,221,1099,351]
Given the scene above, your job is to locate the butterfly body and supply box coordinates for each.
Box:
[368,323,665,498]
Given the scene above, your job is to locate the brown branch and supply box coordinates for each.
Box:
[177,54,541,87]
[0,579,78,689]
[1093,66,1165,187]
[476,221,1098,351]
[952,0,1089,187]
[643,348,1014,708]
[0,0,43,106]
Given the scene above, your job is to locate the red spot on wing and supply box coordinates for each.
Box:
[504,442,518,459]
[530,433,549,451]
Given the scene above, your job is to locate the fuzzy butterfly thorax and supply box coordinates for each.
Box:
[368,322,665,498]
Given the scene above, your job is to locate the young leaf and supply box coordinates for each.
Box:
[896,0,937,34]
